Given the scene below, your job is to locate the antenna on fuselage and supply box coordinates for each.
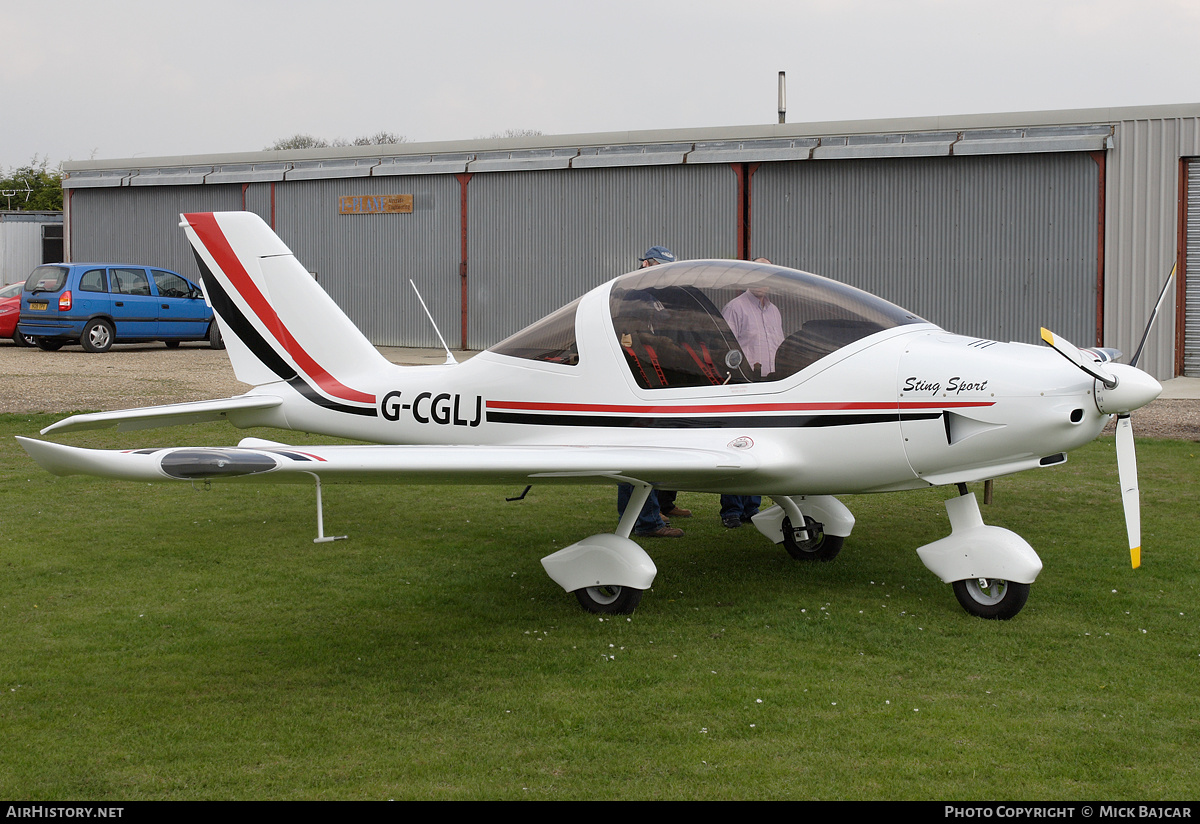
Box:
[409,279,458,365]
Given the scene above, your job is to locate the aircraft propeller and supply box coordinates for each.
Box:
[1038,262,1173,570]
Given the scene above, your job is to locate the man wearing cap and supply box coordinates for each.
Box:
[615,245,691,537]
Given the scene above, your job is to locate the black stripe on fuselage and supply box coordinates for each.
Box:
[193,250,378,419]
[485,411,942,429]
[287,376,378,417]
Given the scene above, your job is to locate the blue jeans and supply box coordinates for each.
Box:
[720,495,761,521]
[617,483,667,534]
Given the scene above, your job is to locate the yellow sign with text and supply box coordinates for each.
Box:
[339,194,413,215]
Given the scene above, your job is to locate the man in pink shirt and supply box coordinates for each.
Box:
[718,258,784,527]
[721,272,785,378]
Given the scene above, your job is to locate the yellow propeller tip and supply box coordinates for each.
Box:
[1040,328,1054,345]
[1130,546,1141,569]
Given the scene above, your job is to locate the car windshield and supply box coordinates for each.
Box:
[24,265,68,293]
[609,259,925,389]
[0,282,22,299]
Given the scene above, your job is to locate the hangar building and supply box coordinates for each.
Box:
[60,103,1200,381]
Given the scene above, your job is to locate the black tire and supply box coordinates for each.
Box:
[12,331,33,347]
[208,322,224,350]
[165,340,181,349]
[574,585,643,615]
[951,578,1030,620]
[781,515,844,562]
[34,338,64,351]
[80,319,114,353]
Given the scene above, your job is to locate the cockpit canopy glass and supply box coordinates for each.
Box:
[489,298,581,366]
[610,260,924,389]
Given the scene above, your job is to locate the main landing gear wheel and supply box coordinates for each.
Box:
[952,578,1030,620]
[781,515,844,562]
[80,319,114,353]
[574,585,643,615]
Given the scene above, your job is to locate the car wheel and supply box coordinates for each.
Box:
[12,331,34,347]
[81,319,115,353]
[208,322,224,350]
[34,338,65,351]
[165,340,181,349]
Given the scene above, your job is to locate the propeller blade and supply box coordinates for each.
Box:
[1115,414,1141,569]
[1040,328,1118,388]
[1130,263,1176,369]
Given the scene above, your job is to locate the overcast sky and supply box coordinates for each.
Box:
[4,0,1200,168]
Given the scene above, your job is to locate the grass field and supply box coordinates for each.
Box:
[1,414,1197,799]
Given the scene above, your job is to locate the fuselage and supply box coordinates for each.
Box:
[227,271,1112,497]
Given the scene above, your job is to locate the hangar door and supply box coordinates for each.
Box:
[1185,160,1200,376]
[751,152,1100,347]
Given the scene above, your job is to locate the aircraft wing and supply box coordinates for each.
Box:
[38,395,284,435]
[16,437,757,489]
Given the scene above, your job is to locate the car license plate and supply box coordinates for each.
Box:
[29,301,48,310]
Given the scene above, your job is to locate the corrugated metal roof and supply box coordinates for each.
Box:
[63,103,1179,187]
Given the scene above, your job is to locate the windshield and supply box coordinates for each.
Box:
[0,283,22,299]
[610,259,925,389]
[488,298,581,366]
[24,265,68,293]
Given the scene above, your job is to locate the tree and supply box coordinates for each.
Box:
[265,134,332,151]
[478,128,544,139]
[0,157,63,211]
[265,131,408,151]
[352,131,407,146]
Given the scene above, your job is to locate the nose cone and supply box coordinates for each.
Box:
[1095,364,1162,414]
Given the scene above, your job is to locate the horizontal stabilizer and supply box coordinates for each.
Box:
[40,395,284,435]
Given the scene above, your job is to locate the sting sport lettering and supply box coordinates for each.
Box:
[903,376,990,396]
[380,391,483,426]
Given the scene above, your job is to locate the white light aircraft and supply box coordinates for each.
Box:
[17,212,1164,619]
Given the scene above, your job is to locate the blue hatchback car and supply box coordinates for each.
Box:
[18,263,222,352]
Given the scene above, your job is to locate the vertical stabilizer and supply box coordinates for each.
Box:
[182,211,391,416]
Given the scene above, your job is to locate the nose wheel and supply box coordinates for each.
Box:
[951,577,1030,620]
[574,585,643,614]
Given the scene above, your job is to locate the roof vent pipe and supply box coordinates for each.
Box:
[778,71,786,124]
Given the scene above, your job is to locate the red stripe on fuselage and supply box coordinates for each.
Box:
[185,213,375,406]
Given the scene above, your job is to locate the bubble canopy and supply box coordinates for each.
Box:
[489,260,926,387]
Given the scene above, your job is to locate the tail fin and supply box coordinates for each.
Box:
[182,211,392,415]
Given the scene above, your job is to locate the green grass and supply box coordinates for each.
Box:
[1,415,1197,799]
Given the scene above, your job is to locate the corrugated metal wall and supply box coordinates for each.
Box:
[244,183,272,225]
[1185,160,1200,376]
[752,153,1099,345]
[1,216,60,285]
[1105,116,1200,379]
[465,165,737,347]
[272,175,463,348]
[68,184,243,277]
